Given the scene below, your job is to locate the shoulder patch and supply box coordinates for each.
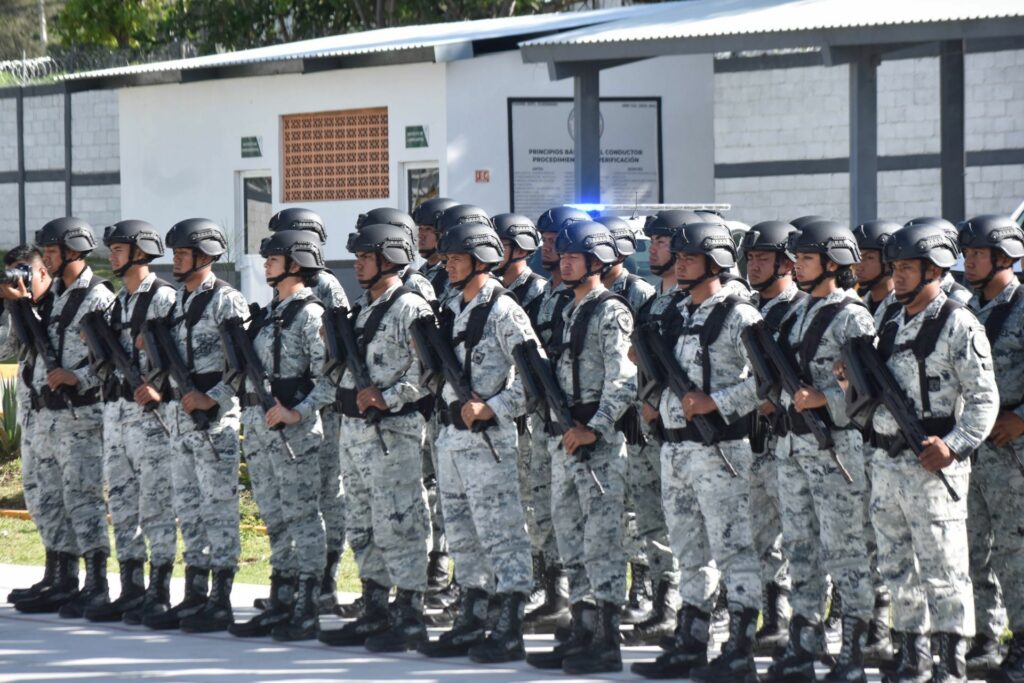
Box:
[613,306,632,333]
[510,305,531,330]
[971,329,992,358]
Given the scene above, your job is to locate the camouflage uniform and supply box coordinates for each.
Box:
[242,288,335,580]
[310,270,348,561]
[776,290,877,624]
[337,282,433,592]
[29,266,114,558]
[967,280,1024,641]
[435,278,534,596]
[103,273,178,566]
[551,285,637,605]
[167,271,248,572]
[657,287,762,613]
[869,291,997,636]
[942,272,974,306]
[418,260,449,558]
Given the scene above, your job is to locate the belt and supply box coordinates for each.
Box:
[869,416,957,454]
[31,386,101,411]
[169,371,222,399]
[334,387,422,420]
[438,401,497,431]
[661,418,748,444]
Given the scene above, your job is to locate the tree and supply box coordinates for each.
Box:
[0,0,62,60]
[54,0,166,49]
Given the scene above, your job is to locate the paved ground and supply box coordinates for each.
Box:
[1,563,899,682]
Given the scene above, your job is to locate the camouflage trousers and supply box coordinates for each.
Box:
[422,411,447,555]
[749,445,791,591]
[244,409,326,579]
[341,413,430,592]
[551,436,628,606]
[662,438,761,612]
[102,399,177,565]
[627,438,678,583]
[169,401,241,571]
[30,404,109,556]
[870,448,974,635]
[968,441,1024,637]
[318,407,346,553]
[21,406,78,554]
[777,430,874,622]
[436,422,532,596]
[527,416,559,564]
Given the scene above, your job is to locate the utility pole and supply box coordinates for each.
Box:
[38,0,47,51]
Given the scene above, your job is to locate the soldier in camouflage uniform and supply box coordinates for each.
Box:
[318,224,433,652]
[859,222,997,683]
[521,206,589,632]
[417,221,535,664]
[762,221,877,683]
[0,245,75,606]
[266,208,350,615]
[227,231,335,642]
[526,221,637,675]
[632,222,761,683]
[737,220,801,654]
[139,219,249,634]
[7,219,115,618]
[959,215,1024,681]
[80,221,178,625]
[905,217,974,306]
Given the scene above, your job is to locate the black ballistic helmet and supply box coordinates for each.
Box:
[166,218,228,258]
[739,220,797,257]
[905,216,961,256]
[555,221,618,264]
[958,214,1024,259]
[790,215,829,230]
[268,208,327,244]
[412,197,459,227]
[492,213,541,252]
[356,207,417,236]
[643,210,703,238]
[787,220,861,266]
[537,206,588,234]
[347,223,415,266]
[596,215,636,257]
[438,222,504,265]
[852,220,901,252]
[103,220,165,258]
[260,230,325,270]
[882,223,959,269]
[670,222,737,269]
[35,217,97,254]
[437,204,491,234]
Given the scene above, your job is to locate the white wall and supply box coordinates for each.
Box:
[118,61,448,263]
[444,50,715,214]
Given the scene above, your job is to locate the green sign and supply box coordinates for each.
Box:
[241,136,262,158]
[405,125,428,148]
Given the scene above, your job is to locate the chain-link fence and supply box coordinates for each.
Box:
[0,43,198,86]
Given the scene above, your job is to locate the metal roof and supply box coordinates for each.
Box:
[520,0,1024,64]
[61,6,669,90]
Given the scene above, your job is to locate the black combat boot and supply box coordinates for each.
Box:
[180,568,235,633]
[621,562,653,625]
[862,591,894,665]
[965,633,1005,677]
[756,582,792,655]
[469,592,526,663]
[14,551,80,614]
[990,633,1024,683]
[334,578,365,619]
[59,550,109,619]
[425,553,457,609]
[273,575,320,641]
[563,600,623,674]
[229,572,296,638]
[761,614,819,683]
[85,558,145,622]
[143,565,208,630]
[623,577,680,645]
[825,586,843,648]
[523,563,570,633]
[527,601,597,669]
[317,550,341,615]
[631,604,711,679]
[885,632,932,683]
[525,554,546,612]
[823,614,868,683]
[418,587,490,658]
[691,606,759,683]
[931,633,967,683]
[319,579,390,646]
[123,562,173,625]
[364,589,426,652]
[8,548,57,603]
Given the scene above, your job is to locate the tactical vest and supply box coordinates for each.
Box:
[982,286,1024,408]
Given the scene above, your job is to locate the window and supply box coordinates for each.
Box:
[239,172,272,254]
[281,107,390,202]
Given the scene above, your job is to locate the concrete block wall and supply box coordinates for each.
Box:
[24,181,65,234]
[0,98,17,173]
[22,94,64,171]
[71,184,120,230]
[71,90,120,174]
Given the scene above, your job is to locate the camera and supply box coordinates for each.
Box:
[0,264,33,288]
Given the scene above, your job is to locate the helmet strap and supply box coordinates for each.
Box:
[894,260,937,305]
[966,249,1009,291]
[650,253,676,276]
[677,255,717,292]
[750,253,783,293]
[795,254,835,293]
